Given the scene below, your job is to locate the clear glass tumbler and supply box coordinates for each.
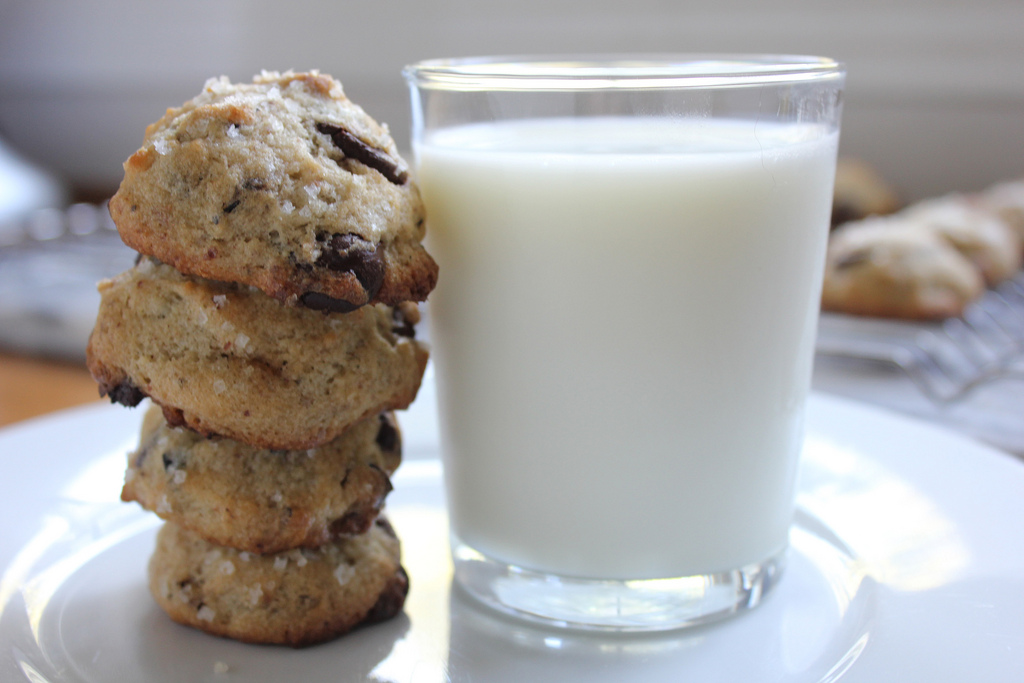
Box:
[404,55,844,631]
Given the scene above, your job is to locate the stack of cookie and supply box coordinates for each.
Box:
[86,71,437,646]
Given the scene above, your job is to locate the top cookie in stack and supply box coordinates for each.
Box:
[109,70,437,312]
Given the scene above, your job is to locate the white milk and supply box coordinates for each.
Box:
[416,117,838,580]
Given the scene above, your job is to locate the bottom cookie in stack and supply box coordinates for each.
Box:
[149,519,408,648]
[122,405,408,646]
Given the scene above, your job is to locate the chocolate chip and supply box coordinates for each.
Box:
[314,232,385,299]
[106,380,146,407]
[315,122,408,185]
[375,414,401,454]
[362,566,409,624]
[299,291,360,314]
[330,508,375,536]
[222,178,265,215]
[390,306,416,338]
[161,450,186,472]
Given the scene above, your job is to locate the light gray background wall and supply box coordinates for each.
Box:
[0,0,1021,201]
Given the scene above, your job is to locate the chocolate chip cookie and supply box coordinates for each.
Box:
[109,70,437,312]
[87,257,429,449]
[123,405,402,554]
[149,518,408,647]
[822,216,985,319]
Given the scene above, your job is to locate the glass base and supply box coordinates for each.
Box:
[451,536,786,632]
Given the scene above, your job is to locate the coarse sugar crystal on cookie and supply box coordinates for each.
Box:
[109,70,437,312]
[148,519,408,647]
[123,405,402,554]
[86,257,429,450]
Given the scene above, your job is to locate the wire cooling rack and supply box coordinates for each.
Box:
[0,203,136,359]
[816,273,1024,404]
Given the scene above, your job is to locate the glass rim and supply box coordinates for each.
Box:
[403,54,845,91]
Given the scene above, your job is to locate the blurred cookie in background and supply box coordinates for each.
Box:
[976,178,1024,247]
[831,158,902,228]
[902,194,1022,286]
[822,216,984,320]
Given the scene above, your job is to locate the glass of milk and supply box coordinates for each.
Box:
[404,56,844,630]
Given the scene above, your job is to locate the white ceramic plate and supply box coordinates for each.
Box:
[1,389,1022,682]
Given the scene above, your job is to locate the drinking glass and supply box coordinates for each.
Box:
[404,55,844,630]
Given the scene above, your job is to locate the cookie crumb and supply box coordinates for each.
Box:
[213,660,230,674]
